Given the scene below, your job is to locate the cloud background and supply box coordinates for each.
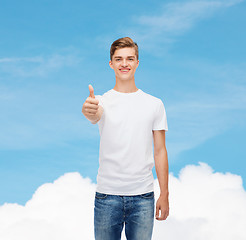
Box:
[0,163,245,240]
[1,0,246,238]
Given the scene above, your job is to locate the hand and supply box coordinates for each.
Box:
[155,194,169,221]
[82,84,100,123]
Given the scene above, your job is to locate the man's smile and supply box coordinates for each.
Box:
[119,68,130,73]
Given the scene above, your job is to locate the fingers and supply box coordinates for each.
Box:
[155,204,169,221]
[156,209,169,220]
[85,98,99,105]
[82,85,99,117]
[163,209,169,220]
[89,84,95,98]
[83,102,99,114]
[155,204,160,220]
[82,84,100,122]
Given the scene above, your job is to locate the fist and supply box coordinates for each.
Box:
[82,84,100,123]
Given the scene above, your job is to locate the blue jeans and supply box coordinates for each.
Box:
[94,191,155,240]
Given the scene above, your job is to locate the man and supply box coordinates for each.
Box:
[82,37,169,240]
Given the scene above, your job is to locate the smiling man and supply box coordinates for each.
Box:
[82,37,169,240]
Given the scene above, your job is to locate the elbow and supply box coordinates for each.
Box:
[154,147,167,158]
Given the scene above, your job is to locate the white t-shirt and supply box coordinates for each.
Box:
[95,88,168,195]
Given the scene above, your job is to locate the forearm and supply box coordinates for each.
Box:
[154,148,169,197]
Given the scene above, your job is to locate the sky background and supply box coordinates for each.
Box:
[0,0,246,210]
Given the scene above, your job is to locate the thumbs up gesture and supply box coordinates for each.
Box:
[82,84,102,124]
[89,84,95,98]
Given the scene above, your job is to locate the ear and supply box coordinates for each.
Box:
[136,59,139,68]
[109,60,114,69]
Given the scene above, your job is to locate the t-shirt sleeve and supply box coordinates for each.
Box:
[152,99,168,131]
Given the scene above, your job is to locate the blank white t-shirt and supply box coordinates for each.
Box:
[95,88,168,195]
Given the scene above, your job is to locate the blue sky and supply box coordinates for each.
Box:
[0,0,246,205]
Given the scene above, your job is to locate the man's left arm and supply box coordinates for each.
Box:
[152,129,169,221]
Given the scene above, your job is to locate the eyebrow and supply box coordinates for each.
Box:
[114,56,136,59]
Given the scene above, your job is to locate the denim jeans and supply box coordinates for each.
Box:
[94,191,155,240]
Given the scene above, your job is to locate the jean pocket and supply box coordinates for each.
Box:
[95,192,108,199]
[140,191,154,199]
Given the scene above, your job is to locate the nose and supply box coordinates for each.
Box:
[121,59,128,67]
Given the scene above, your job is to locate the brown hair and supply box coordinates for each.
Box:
[110,37,139,60]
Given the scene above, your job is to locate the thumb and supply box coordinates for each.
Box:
[88,84,95,98]
[156,204,160,219]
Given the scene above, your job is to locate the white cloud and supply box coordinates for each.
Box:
[0,172,96,240]
[119,0,244,53]
[164,61,246,158]
[0,162,245,240]
[153,162,246,240]
[166,86,246,158]
[0,54,81,77]
[0,57,43,63]
[136,0,243,33]
[0,84,98,150]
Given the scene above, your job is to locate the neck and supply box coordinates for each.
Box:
[113,76,138,93]
[113,81,138,93]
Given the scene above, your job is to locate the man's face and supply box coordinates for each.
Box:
[109,47,139,81]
